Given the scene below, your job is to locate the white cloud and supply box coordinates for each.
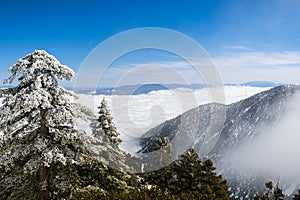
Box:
[75,86,270,153]
[158,50,300,85]
[214,51,300,68]
[213,51,300,84]
[222,45,252,51]
[72,49,300,88]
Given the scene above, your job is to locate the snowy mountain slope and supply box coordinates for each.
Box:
[210,85,297,156]
[138,85,300,199]
[139,85,296,154]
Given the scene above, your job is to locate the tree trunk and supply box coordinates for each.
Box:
[39,167,49,200]
[38,108,49,200]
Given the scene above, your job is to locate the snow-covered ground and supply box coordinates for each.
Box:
[75,86,271,151]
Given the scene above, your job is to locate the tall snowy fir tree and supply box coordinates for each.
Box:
[0,50,112,199]
[0,50,89,199]
[89,97,129,174]
[92,98,121,147]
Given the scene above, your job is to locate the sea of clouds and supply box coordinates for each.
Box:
[75,86,271,152]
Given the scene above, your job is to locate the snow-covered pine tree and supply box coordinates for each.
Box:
[92,98,121,147]
[153,137,174,167]
[89,97,131,174]
[0,50,94,199]
[293,189,300,200]
[254,181,285,200]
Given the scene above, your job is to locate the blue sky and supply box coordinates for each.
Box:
[1,0,300,87]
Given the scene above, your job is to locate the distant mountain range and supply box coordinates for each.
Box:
[0,81,283,95]
[69,81,283,95]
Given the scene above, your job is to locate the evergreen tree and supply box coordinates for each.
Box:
[174,148,203,192]
[0,50,130,199]
[274,184,285,200]
[142,148,231,199]
[139,137,174,188]
[200,159,230,198]
[153,137,174,167]
[0,50,89,199]
[293,189,300,200]
[173,148,230,199]
[89,97,129,172]
[92,98,121,147]
[254,181,285,200]
[125,151,152,174]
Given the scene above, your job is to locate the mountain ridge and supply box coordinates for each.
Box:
[68,81,283,95]
[138,85,300,199]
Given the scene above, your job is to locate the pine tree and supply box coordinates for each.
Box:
[0,50,95,199]
[200,159,230,199]
[92,98,121,147]
[175,149,231,199]
[274,183,285,200]
[153,137,174,167]
[174,148,202,192]
[141,148,231,199]
[87,98,136,193]
[293,189,300,200]
[89,97,129,172]
[139,137,174,189]
[254,181,285,200]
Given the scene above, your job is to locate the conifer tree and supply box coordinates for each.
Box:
[293,189,300,200]
[0,50,95,199]
[92,98,121,147]
[200,159,230,199]
[254,181,285,200]
[139,137,174,188]
[90,98,127,171]
[175,148,202,191]
[173,148,230,198]
[153,137,174,166]
[142,148,231,199]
